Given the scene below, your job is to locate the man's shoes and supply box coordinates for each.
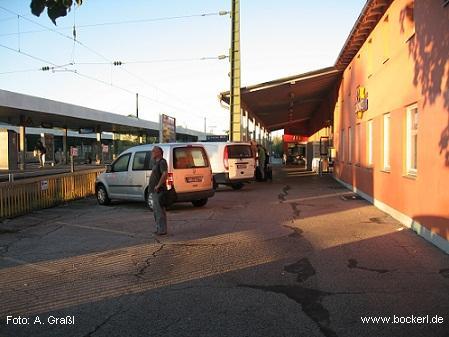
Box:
[153,231,167,235]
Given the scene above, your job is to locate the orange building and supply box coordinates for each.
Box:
[333,0,449,253]
[221,0,448,253]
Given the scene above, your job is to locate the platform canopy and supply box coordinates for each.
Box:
[220,67,342,136]
[0,89,204,138]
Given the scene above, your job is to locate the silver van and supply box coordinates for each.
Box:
[95,143,215,208]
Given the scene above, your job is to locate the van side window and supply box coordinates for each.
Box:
[112,153,131,172]
[174,147,208,169]
[132,151,152,171]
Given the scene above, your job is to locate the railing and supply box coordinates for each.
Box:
[0,168,104,219]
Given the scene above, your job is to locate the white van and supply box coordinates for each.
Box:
[200,142,255,190]
[95,143,214,208]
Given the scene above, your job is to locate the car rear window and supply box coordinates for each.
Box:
[227,145,253,159]
[173,147,209,169]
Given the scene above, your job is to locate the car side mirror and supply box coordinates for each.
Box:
[106,164,112,173]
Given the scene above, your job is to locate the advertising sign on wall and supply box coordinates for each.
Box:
[160,114,176,143]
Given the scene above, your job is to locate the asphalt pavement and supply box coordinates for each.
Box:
[0,166,448,337]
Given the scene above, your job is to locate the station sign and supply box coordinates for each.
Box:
[282,134,308,143]
[206,135,228,142]
[70,147,79,157]
[40,180,48,191]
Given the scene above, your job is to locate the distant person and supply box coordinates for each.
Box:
[35,140,46,168]
[264,146,272,181]
[55,148,62,165]
[257,145,266,181]
[148,146,168,235]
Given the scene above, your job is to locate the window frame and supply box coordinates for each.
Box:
[111,153,131,173]
[367,119,373,167]
[355,123,361,165]
[173,146,209,169]
[383,113,391,171]
[348,127,353,164]
[132,151,152,171]
[406,104,418,175]
[340,128,345,162]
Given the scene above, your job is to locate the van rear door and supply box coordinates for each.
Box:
[225,144,255,180]
[172,146,212,193]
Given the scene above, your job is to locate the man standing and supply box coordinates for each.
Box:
[148,146,168,235]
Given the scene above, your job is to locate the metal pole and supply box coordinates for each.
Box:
[136,93,139,119]
[204,117,207,140]
[230,0,241,141]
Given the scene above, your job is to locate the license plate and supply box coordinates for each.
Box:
[186,176,203,183]
[237,164,247,169]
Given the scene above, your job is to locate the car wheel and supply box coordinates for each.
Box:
[145,189,154,211]
[231,182,244,190]
[97,185,111,205]
[192,198,208,207]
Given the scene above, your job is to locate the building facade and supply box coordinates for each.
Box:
[333,0,449,252]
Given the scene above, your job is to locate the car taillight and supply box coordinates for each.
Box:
[223,146,229,170]
[166,172,174,189]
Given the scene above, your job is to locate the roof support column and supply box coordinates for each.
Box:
[112,133,119,161]
[252,118,256,141]
[62,128,68,165]
[229,0,241,141]
[245,110,249,141]
[96,132,102,165]
[18,126,26,171]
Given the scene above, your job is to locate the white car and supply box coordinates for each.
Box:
[95,143,215,209]
[199,142,255,190]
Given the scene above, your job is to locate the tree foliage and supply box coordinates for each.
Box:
[30,0,83,25]
[271,136,284,156]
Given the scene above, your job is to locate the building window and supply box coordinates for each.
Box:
[367,120,373,166]
[355,123,361,165]
[383,113,391,170]
[340,129,345,161]
[406,104,418,175]
[348,127,352,163]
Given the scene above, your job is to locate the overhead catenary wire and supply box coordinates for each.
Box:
[0,11,230,37]
[0,41,203,127]
[0,5,225,128]
[71,55,228,66]
[0,42,60,67]
[0,6,210,119]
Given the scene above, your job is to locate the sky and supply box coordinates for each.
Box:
[0,0,366,134]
